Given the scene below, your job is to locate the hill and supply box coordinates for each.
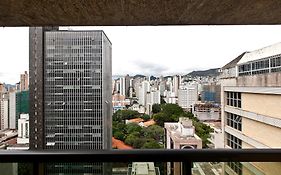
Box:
[187,68,219,77]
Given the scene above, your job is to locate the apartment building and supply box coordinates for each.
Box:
[220,42,281,175]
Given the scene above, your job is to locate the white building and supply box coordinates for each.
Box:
[164,91,177,104]
[172,75,181,97]
[146,90,160,114]
[17,114,29,144]
[9,91,16,129]
[138,81,150,106]
[0,98,9,130]
[128,162,160,175]
[119,77,126,96]
[178,84,198,111]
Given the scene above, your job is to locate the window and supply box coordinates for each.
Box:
[227,162,242,175]
[226,133,242,149]
[226,112,242,131]
[226,92,241,108]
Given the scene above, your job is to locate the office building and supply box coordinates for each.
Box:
[20,71,29,91]
[29,27,112,174]
[221,42,281,175]
[29,27,112,150]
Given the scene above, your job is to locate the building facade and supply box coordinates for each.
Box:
[221,43,281,175]
[29,27,112,150]
[17,114,29,144]
[165,118,202,175]
[9,91,16,129]
[178,84,198,111]
[16,90,29,129]
[20,71,29,91]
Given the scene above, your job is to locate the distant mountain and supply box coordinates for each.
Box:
[187,68,219,77]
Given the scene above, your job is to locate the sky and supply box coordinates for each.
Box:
[1,25,281,84]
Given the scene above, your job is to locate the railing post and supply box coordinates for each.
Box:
[182,162,193,175]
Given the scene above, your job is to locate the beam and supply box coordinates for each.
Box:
[1,0,281,26]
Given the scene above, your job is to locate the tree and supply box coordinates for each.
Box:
[141,140,162,149]
[152,112,168,127]
[161,103,184,117]
[126,123,142,134]
[143,125,164,142]
[152,104,161,114]
[125,133,138,146]
[140,114,150,121]
[112,110,141,122]
[113,131,125,141]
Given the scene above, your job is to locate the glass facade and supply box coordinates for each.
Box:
[238,54,281,76]
[43,31,112,150]
[16,90,29,129]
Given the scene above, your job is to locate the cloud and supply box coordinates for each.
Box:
[131,60,168,75]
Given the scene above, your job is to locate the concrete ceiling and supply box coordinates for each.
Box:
[1,0,281,26]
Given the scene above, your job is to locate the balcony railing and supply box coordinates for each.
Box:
[0,149,281,175]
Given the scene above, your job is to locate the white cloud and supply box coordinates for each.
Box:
[1,25,281,84]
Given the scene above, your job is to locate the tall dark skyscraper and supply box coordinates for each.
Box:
[29,27,112,151]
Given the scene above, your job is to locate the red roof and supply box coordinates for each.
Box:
[112,137,133,149]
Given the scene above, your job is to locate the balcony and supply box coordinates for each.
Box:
[0,149,280,175]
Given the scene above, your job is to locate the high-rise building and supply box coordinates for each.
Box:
[125,74,130,97]
[178,84,198,111]
[119,77,126,96]
[20,71,29,91]
[9,90,16,129]
[30,27,112,150]
[29,27,112,174]
[16,90,29,129]
[220,43,281,175]
[0,95,9,130]
[138,81,150,106]
[146,90,160,114]
[172,75,180,97]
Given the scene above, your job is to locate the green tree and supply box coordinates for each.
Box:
[113,131,125,141]
[161,103,184,117]
[113,110,141,122]
[152,112,168,127]
[126,123,142,134]
[141,140,162,149]
[124,133,138,146]
[152,104,161,114]
[143,125,164,142]
[140,114,150,121]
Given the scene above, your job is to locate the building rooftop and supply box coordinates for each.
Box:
[112,137,133,150]
[238,42,281,64]
[222,52,247,69]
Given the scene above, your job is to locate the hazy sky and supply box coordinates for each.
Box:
[1,25,281,84]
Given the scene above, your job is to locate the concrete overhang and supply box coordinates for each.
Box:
[1,0,281,26]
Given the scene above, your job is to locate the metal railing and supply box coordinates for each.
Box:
[0,149,281,175]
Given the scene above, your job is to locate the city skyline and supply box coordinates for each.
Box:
[2,25,281,84]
